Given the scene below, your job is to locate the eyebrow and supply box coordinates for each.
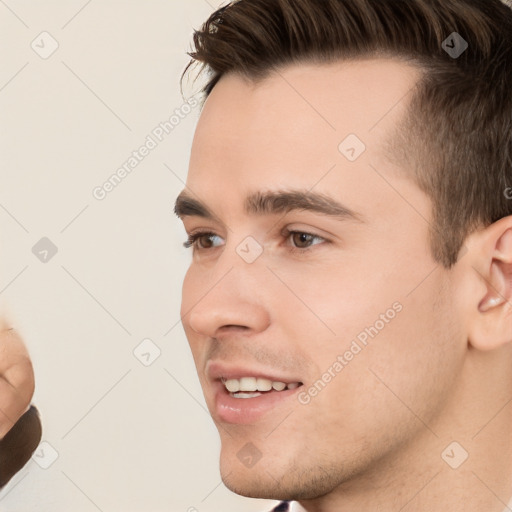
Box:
[174,189,364,223]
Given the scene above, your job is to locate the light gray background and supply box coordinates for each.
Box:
[0,1,277,511]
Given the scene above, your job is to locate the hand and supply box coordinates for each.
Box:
[0,319,42,489]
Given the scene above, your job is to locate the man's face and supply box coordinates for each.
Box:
[178,59,467,499]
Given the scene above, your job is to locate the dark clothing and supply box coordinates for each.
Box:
[270,502,290,511]
[0,405,42,489]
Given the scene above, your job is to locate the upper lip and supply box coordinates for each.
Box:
[206,360,303,384]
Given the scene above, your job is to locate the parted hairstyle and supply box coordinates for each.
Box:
[181,0,512,268]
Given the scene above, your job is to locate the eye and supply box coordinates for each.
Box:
[286,230,326,253]
[183,231,224,250]
[182,229,326,254]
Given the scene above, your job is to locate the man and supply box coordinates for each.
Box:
[175,0,512,510]
[0,319,41,489]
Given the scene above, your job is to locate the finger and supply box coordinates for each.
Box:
[0,321,35,438]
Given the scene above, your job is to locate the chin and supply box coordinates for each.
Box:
[220,465,303,501]
[218,447,290,499]
[219,449,339,502]
[222,472,283,499]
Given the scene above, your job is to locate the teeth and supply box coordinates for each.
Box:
[224,379,240,392]
[232,392,262,398]
[222,377,301,393]
[256,378,273,391]
[239,377,257,391]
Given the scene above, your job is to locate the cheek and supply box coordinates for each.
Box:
[274,258,399,347]
[286,259,462,430]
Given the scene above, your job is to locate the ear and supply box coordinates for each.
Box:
[467,216,512,351]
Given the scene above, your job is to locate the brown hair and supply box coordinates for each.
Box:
[181,0,512,267]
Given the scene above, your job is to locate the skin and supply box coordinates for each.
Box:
[0,317,36,439]
[0,316,40,489]
[177,59,512,511]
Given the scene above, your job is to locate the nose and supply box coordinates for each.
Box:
[183,261,271,340]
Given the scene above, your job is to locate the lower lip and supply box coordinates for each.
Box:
[213,381,302,425]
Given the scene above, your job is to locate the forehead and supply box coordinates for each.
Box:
[193,58,418,142]
[187,58,422,217]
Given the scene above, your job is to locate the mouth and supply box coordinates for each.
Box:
[222,376,302,398]
[208,365,304,424]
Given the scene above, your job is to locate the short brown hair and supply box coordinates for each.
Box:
[181,0,512,267]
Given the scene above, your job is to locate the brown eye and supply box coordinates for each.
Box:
[196,234,215,249]
[290,232,320,249]
[183,232,224,250]
[284,229,327,254]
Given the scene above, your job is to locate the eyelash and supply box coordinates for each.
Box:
[183,229,326,255]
